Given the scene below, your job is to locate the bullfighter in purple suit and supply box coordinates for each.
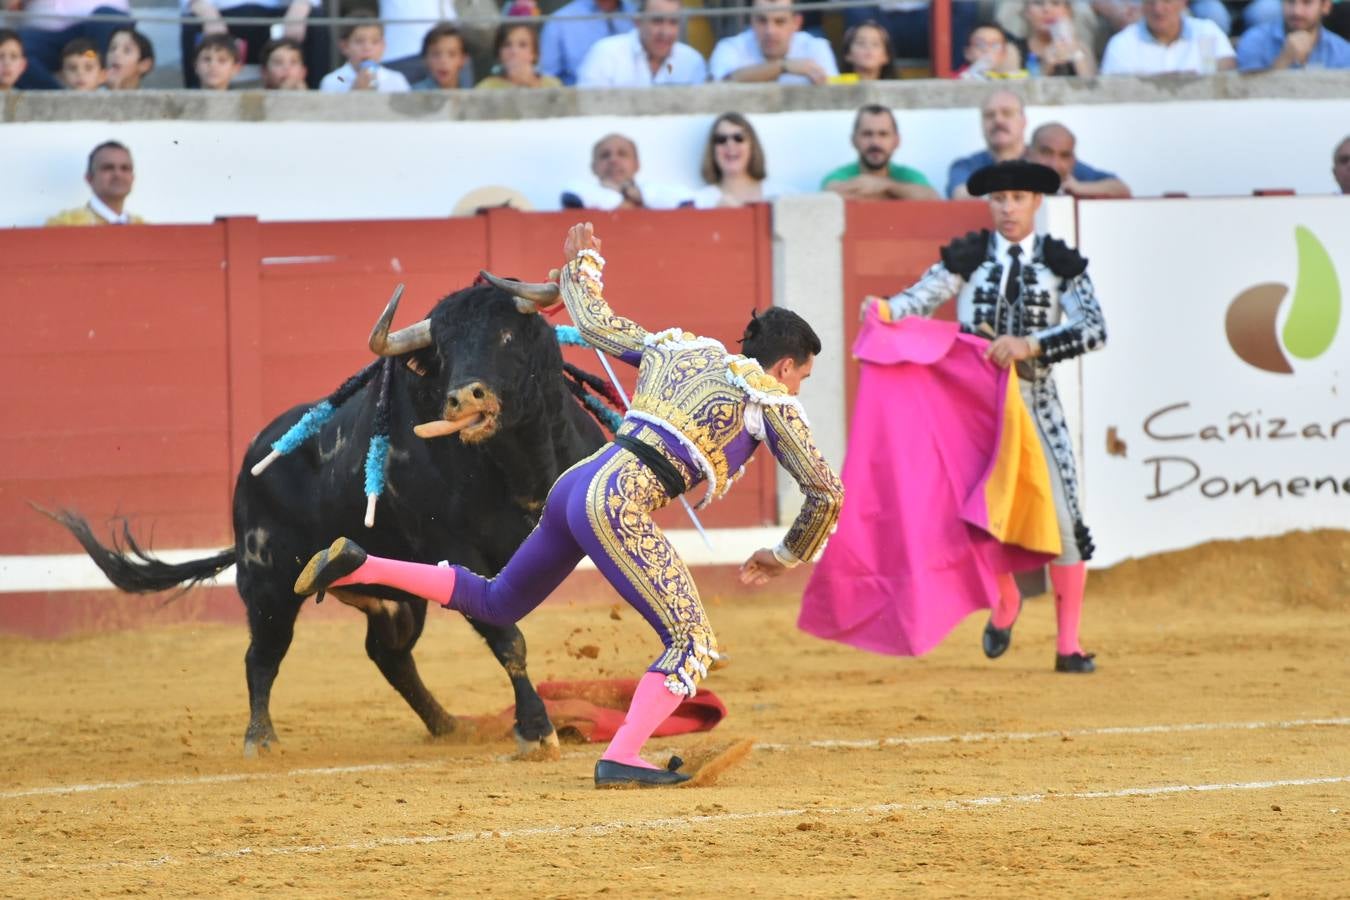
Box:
[296,222,844,788]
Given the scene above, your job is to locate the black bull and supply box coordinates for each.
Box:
[50,280,606,756]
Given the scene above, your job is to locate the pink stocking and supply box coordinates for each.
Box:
[991,573,1021,629]
[1051,562,1087,655]
[331,554,457,607]
[601,671,684,770]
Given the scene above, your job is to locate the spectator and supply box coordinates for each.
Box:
[1100,0,1236,74]
[410,23,468,90]
[691,112,791,208]
[560,133,692,209]
[539,0,635,87]
[11,0,130,89]
[59,37,105,89]
[1334,135,1350,193]
[194,32,241,90]
[821,105,939,201]
[843,0,977,73]
[1026,122,1132,197]
[0,28,28,90]
[840,20,896,80]
[180,0,327,89]
[997,0,1099,76]
[1237,0,1350,70]
[575,0,707,87]
[476,22,561,88]
[260,37,308,88]
[104,25,152,90]
[947,89,1028,198]
[710,0,839,85]
[955,24,1028,79]
[380,0,459,83]
[1093,0,1244,36]
[46,140,144,226]
[320,9,411,92]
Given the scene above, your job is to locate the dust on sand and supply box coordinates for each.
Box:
[2,530,1349,897]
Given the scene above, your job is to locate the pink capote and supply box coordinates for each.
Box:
[798,313,1059,657]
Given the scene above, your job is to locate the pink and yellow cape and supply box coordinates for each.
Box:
[798,313,1060,657]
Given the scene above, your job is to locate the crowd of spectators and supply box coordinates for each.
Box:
[36,106,1348,227]
[4,0,1349,92]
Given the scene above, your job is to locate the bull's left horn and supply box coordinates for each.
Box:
[479,270,561,311]
[369,283,433,356]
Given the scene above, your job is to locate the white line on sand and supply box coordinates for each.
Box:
[5,716,1347,801]
[44,774,1350,872]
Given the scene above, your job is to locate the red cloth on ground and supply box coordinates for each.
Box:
[500,680,727,743]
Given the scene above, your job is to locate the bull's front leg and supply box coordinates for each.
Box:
[362,595,459,737]
[467,618,559,760]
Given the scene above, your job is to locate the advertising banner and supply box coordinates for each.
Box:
[1077,197,1349,565]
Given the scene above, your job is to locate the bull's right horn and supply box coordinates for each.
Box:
[478,270,561,310]
[369,283,433,356]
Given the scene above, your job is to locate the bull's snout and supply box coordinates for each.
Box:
[445,382,490,414]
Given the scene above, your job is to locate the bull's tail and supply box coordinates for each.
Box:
[38,506,235,595]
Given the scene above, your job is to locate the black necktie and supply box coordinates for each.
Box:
[1006,244,1022,305]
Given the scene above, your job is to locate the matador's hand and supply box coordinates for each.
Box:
[983,335,1034,368]
[739,548,786,586]
[563,222,603,264]
[859,295,888,322]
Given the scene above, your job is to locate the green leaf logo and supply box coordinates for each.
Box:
[1225,227,1341,374]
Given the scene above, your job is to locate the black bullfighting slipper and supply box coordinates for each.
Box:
[294,537,368,602]
[982,620,1013,659]
[594,755,690,789]
[1055,651,1097,674]
[982,599,1021,659]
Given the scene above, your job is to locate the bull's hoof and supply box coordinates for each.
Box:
[513,727,561,761]
[242,736,276,758]
[294,537,367,599]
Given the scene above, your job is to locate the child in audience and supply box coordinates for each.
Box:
[411,23,467,90]
[841,21,896,80]
[60,39,106,90]
[194,33,242,91]
[260,37,309,89]
[0,29,27,91]
[320,10,411,92]
[955,24,1027,79]
[105,26,155,90]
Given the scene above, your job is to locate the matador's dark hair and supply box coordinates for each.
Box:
[739,307,821,368]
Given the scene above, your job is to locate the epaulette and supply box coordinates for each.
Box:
[939,229,991,279]
[1041,237,1089,278]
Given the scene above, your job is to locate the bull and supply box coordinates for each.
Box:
[49,276,608,756]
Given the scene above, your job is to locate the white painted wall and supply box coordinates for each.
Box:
[4,97,1349,228]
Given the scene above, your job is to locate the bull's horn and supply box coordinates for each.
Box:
[478,270,561,311]
[368,283,433,356]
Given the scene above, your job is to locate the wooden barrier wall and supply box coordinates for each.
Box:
[839,200,993,412]
[0,205,775,565]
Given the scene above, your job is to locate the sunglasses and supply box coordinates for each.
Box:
[713,132,747,146]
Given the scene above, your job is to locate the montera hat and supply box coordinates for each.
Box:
[967,160,1061,197]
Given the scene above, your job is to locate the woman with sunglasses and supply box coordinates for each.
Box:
[692,113,793,209]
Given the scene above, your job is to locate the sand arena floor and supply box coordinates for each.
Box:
[3,530,1349,898]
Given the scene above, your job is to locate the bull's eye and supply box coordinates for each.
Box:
[499,330,514,346]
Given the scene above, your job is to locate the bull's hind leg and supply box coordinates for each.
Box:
[363,599,458,736]
[242,592,304,757]
[467,618,558,758]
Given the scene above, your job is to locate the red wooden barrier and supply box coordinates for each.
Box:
[840,199,992,412]
[0,207,775,574]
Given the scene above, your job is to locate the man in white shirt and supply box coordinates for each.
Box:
[1100,0,1236,74]
[559,133,692,209]
[575,0,707,87]
[709,0,839,85]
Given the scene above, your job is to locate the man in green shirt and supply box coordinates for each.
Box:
[821,104,939,201]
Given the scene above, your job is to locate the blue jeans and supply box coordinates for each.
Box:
[17,5,131,87]
[844,1,979,66]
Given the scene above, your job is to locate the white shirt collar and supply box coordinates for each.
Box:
[89,194,130,225]
[993,230,1036,261]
